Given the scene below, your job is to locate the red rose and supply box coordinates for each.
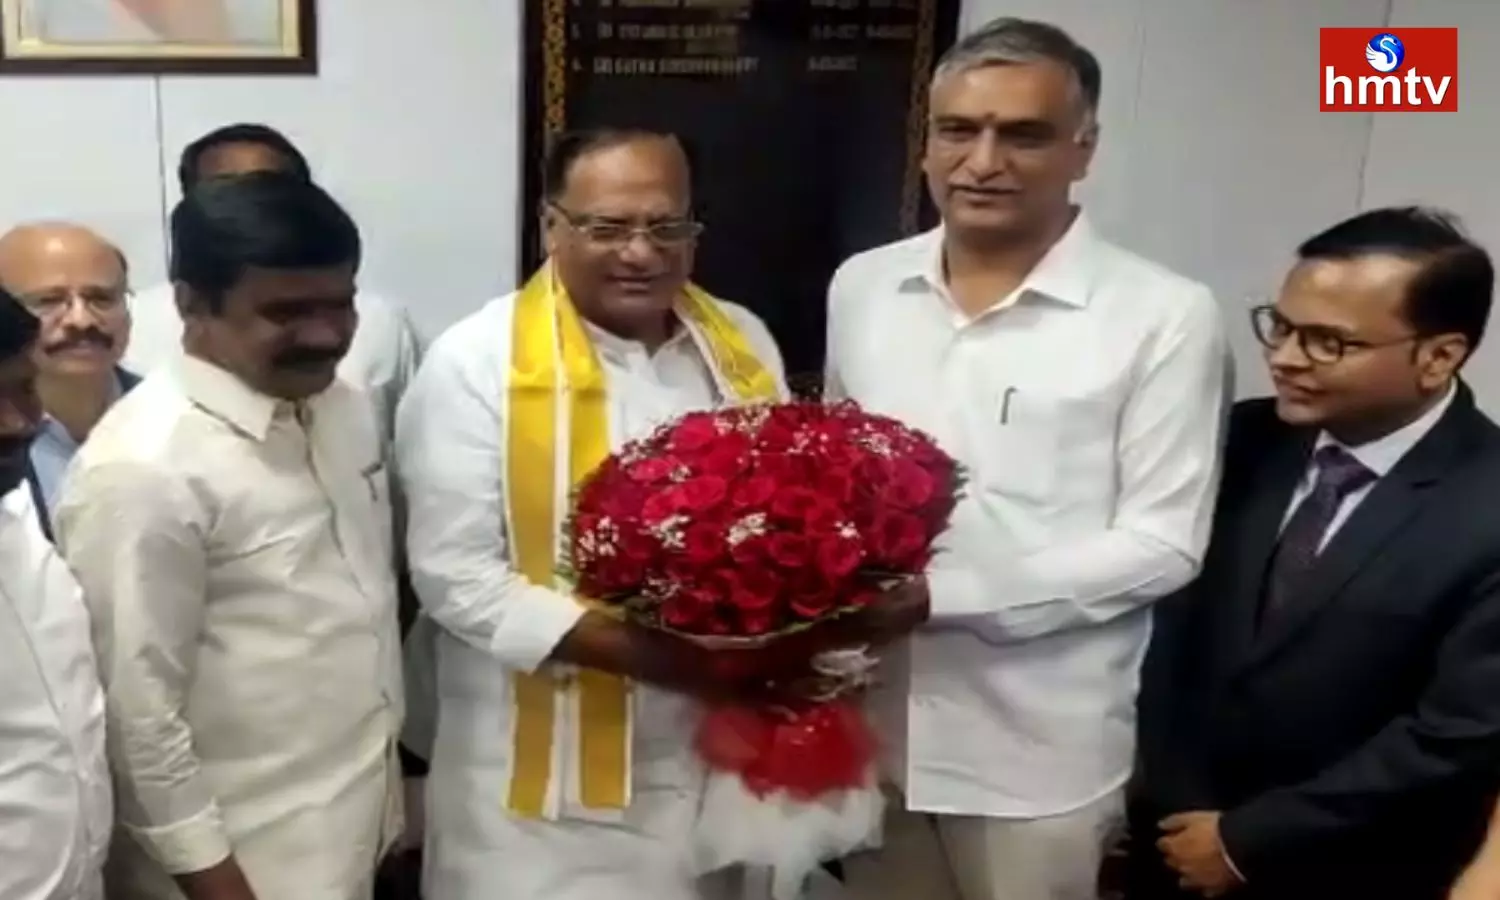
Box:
[814,532,863,578]
[729,534,765,566]
[817,435,863,468]
[669,413,721,454]
[683,522,726,565]
[677,475,728,512]
[800,504,845,535]
[640,489,678,523]
[885,459,937,509]
[725,567,780,612]
[699,434,751,478]
[756,417,799,451]
[731,475,777,510]
[770,487,826,522]
[766,532,811,569]
[818,468,858,505]
[868,512,929,570]
[595,482,647,520]
[627,457,677,483]
[618,531,658,563]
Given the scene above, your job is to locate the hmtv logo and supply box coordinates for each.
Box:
[1320,28,1458,111]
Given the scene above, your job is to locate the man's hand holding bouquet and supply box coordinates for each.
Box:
[563,400,962,898]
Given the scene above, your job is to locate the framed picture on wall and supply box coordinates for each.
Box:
[0,0,315,74]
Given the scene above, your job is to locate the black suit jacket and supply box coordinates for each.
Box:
[1135,386,1500,900]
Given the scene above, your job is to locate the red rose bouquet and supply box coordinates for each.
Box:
[566,400,962,898]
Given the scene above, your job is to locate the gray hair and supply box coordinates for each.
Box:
[933,17,1102,113]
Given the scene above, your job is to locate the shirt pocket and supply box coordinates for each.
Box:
[965,379,1119,511]
[963,382,1065,507]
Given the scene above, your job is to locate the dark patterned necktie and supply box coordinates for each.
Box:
[1262,445,1376,621]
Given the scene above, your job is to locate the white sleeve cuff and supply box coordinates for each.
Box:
[927,558,996,619]
[127,802,232,875]
[489,585,588,673]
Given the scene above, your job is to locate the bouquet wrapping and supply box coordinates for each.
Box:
[566,400,961,898]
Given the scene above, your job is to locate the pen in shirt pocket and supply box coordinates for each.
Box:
[999,386,1018,425]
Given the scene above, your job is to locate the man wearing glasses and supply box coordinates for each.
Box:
[0,222,136,539]
[396,127,783,900]
[1131,207,1500,900]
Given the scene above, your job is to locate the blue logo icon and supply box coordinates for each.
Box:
[1365,32,1405,73]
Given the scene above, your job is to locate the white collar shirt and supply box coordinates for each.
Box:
[825,213,1231,817]
[0,484,110,900]
[53,356,405,899]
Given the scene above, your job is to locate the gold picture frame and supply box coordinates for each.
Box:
[0,0,316,74]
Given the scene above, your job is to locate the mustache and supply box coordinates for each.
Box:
[272,346,348,370]
[45,327,114,354]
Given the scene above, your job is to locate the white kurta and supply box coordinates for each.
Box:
[395,292,785,900]
[0,485,111,900]
[54,355,405,900]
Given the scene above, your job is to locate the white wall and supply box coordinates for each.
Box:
[2,0,1497,409]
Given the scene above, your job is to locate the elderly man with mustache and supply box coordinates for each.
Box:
[0,222,137,540]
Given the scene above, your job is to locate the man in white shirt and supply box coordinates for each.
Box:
[398,127,922,900]
[0,286,112,900]
[54,172,404,900]
[120,122,431,843]
[829,18,1229,900]
[0,222,140,539]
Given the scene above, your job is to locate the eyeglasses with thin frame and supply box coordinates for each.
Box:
[1249,303,1421,365]
[547,202,703,248]
[17,287,130,321]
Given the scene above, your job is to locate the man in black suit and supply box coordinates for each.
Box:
[1129,206,1500,900]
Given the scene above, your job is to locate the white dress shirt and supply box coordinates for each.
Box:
[0,485,111,900]
[1284,381,1455,547]
[53,356,405,900]
[123,284,422,445]
[396,292,785,900]
[825,214,1231,818]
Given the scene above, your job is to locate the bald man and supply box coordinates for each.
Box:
[0,223,137,538]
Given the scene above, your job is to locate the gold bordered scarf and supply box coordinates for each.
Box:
[505,260,780,817]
